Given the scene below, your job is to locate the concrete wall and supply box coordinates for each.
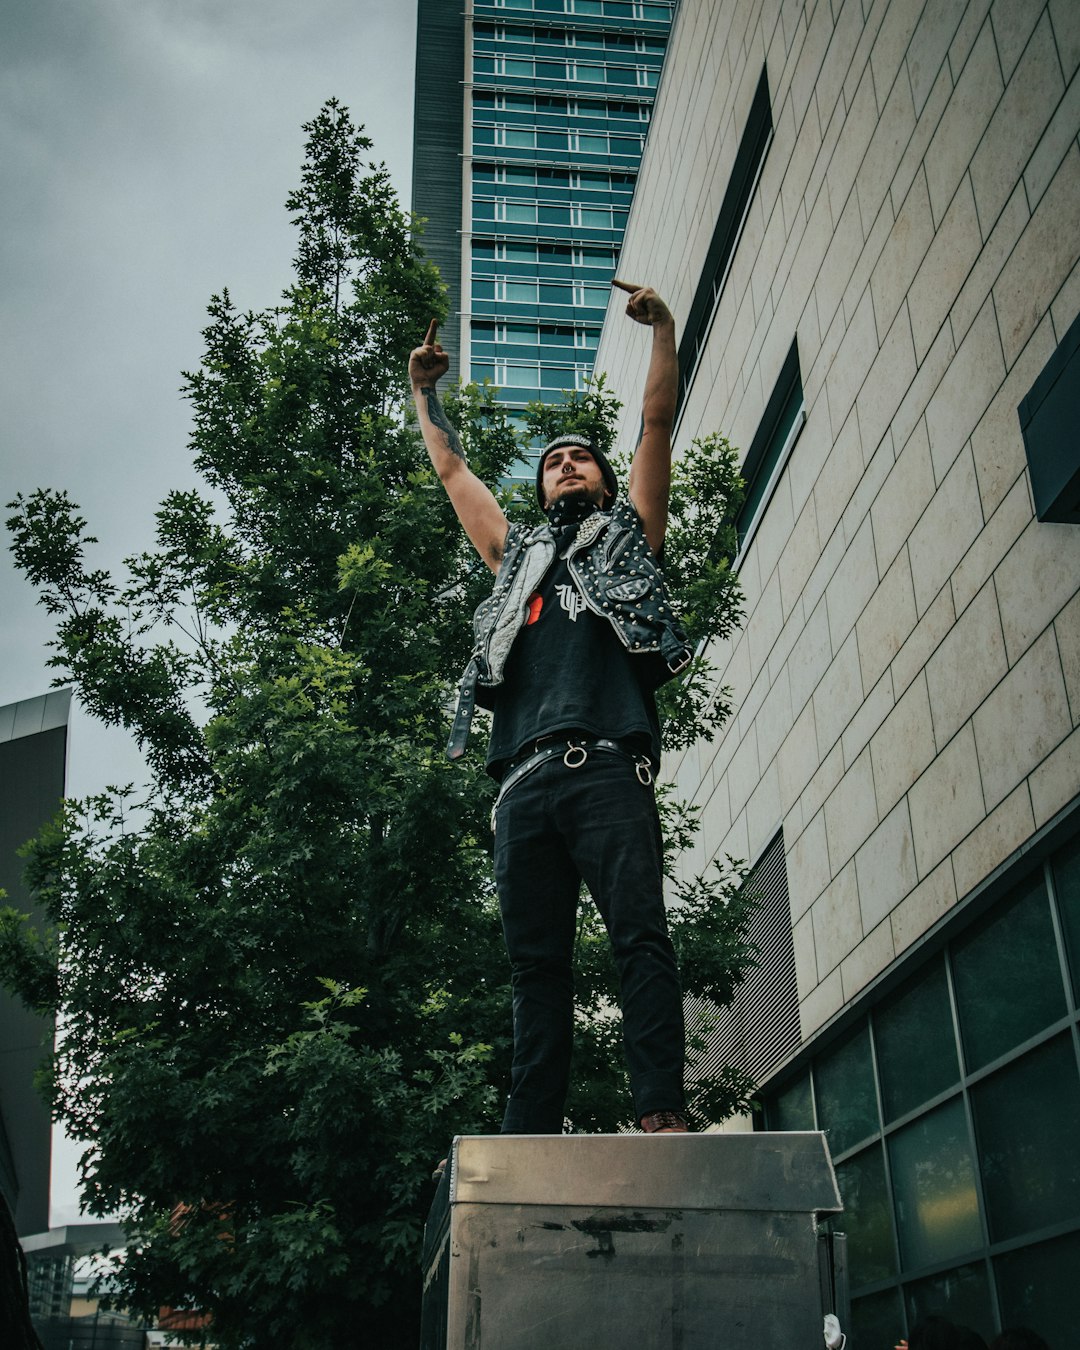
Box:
[597,0,1080,1040]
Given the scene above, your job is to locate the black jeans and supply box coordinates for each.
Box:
[493,749,685,1133]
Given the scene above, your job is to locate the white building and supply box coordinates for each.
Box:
[597,0,1080,1340]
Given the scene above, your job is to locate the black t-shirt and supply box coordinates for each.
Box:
[485,552,661,779]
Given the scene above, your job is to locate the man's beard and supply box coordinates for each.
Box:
[551,480,603,508]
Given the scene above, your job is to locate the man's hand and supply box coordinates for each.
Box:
[614,281,678,554]
[409,319,450,389]
[613,280,674,329]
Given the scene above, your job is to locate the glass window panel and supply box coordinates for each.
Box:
[768,1073,814,1131]
[995,1229,1080,1350]
[850,1288,903,1348]
[902,1262,994,1343]
[506,203,537,223]
[540,366,570,389]
[1052,834,1080,1003]
[540,284,572,307]
[472,364,496,383]
[815,1024,879,1156]
[875,959,959,1123]
[952,872,1065,1072]
[971,1032,1080,1242]
[888,1097,981,1271]
[580,134,608,153]
[505,128,537,148]
[581,208,612,227]
[506,58,533,75]
[506,282,538,302]
[832,1144,897,1286]
[502,365,538,387]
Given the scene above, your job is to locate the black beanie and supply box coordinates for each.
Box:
[535,433,618,511]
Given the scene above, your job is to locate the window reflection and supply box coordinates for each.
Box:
[972,1034,1080,1241]
[833,1145,896,1284]
[889,1098,981,1270]
[816,1025,878,1156]
[952,874,1064,1072]
[875,960,958,1123]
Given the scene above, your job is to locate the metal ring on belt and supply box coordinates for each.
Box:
[490,736,653,831]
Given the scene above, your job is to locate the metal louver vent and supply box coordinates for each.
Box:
[686,829,800,1098]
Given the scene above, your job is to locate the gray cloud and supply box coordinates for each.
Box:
[2,0,418,767]
[2,0,420,1226]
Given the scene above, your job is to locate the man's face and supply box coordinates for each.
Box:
[540,445,609,509]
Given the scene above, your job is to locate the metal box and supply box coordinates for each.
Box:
[421,1132,844,1349]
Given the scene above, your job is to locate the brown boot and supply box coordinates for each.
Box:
[640,1111,689,1133]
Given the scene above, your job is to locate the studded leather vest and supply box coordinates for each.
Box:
[446,499,691,759]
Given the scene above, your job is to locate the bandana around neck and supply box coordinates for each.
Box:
[544,494,597,530]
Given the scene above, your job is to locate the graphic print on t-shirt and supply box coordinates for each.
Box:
[556,582,586,621]
[486,552,661,776]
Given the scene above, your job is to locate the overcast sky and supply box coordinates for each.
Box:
[0,0,419,1226]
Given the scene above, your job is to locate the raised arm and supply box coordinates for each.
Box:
[410,320,508,572]
[614,282,678,554]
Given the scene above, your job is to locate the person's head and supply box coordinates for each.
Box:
[535,433,617,513]
[909,1317,988,1350]
[989,1330,1050,1350]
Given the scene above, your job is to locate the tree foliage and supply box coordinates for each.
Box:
[2,101,751,1346]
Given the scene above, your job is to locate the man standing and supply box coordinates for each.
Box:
[410,282,692,1135]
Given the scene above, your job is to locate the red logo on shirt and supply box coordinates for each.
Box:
[525,593,543,625]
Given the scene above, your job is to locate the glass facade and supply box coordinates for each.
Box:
[759,829,1080,1347]
[466,1,675,454]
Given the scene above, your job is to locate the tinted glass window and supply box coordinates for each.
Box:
[903,1261,994,1341]
[994,1229,1080,1349]
[1052,834,1080,1003]
[815,1024,878,1155]
[888,1097,981,1270]
[971,1033,1080,1241]
[875,959,959,1123]
[769,1072,813,1131]
[952,873,1064,1071]
[832,1144,896,1285]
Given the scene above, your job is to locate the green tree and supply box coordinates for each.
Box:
[1,101,751,1347]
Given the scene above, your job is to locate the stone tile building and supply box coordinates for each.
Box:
[596,0,1080,1338]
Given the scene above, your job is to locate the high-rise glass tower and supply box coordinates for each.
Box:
[412,0,675,451]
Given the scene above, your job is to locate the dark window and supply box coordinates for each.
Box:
[756,824,1080,1339]
[735,336,805,553]
[676,64,772,413]
[1018,305,1080,523]
[875,959,959,1123]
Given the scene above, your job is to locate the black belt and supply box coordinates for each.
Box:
[490,736,653,831]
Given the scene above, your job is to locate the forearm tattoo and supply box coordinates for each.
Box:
[420,386,465,461]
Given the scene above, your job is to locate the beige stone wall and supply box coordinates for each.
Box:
[597,0,1080,1039]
